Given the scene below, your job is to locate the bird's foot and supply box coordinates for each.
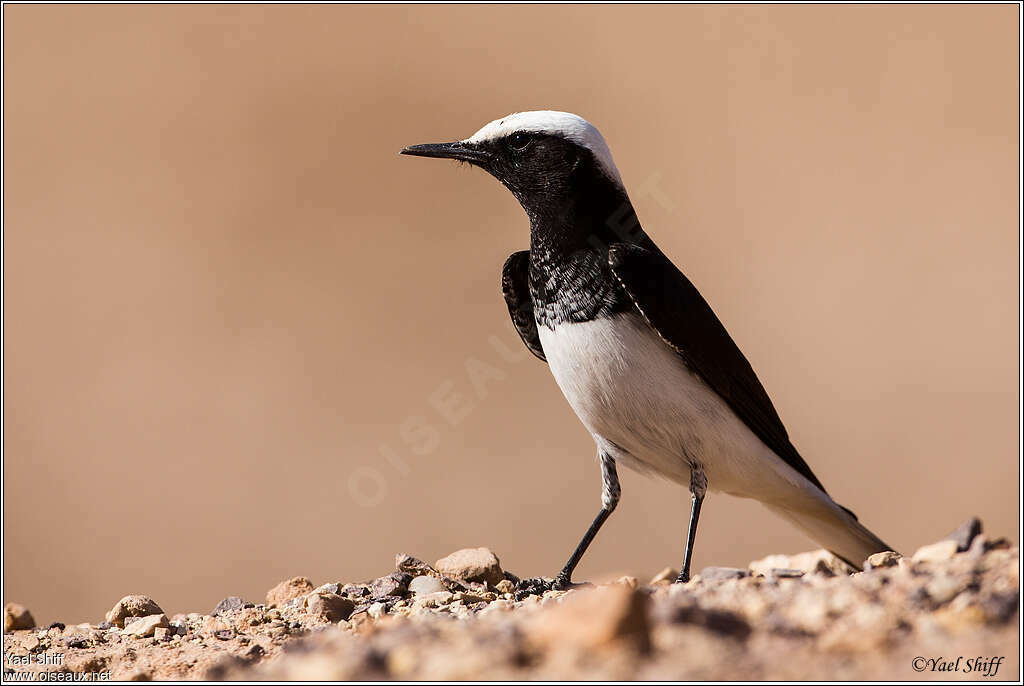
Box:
[514,574,591,600]
[673,569,691,584]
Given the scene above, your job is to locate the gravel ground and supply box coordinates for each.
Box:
[3,520,1018,681]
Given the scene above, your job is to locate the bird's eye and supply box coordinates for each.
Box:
[508,132,533,151]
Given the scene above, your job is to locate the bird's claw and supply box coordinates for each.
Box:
[514,575,591,600]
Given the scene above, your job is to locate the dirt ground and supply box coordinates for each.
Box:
[3,521,1018,681]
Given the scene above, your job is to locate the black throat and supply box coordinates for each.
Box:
[526,160,657,329]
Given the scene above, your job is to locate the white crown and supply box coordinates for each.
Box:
[464,111,623,187]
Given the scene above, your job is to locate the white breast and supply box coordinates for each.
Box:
[536,312,817,501]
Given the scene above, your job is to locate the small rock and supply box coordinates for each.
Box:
[967,534,989,559]
[314,583,340,596]
[435,547,505,587]
[305,593,356,622]
[810,559,837,577]
[865,551,901,569]
[153,626,171,641]
[411,591,453,610]
[61,635,91,649]
[341,584,370,598]
[615,575,639,589]
[664,602,752,639]
[792,550,854,577]
[494,579,515,594]
[123,614,169,638]
[408,575,446,596]
[266,577,314,608]
[453,590,494,604]
[4,603,36,632]
[981,590,1020,623]
[946,517,983,552]
[701,567,750,581]
[925,575,963,605]
[525,584,649,652]
[367,602,387,619]
[751,550,854,577]
[17,634,40,651]
[105,595,164,628]
[395,553,439,577]
[986,536,1011,550]
[649,567,678,584]
[201,615,232,635]
[913,540,959,563]
[369,572,411,599]
[748,554,792,575]
[47,622,65,632]
[769,568,805,579]
[395,554,469,592]
[212,597,253,616]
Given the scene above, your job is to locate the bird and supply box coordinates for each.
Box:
[401,110,893,592]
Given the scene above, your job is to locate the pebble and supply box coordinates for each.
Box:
[649,567,678,584]
[925,575,963,605]
[4,603,35,632]
[395,553,439,578]
[435,547,505,587]
[913,540,959,563]
[946,517,983,552]
[865,551,901,569]
[408,575,446,596]
[751,550,853,577]
[106,595,165,628]
[478,599,513,617]
[411,591,453,611]
[305,593,356,623]
[494,579,515,594]
[212,597,253,616]
[369,573,411,599]
[768,569,805,579]
[452,591,494,604]
[525,584,649,652]
[668,602,753,639]
[123,614,169,638]
[266,577,315,608]
[701,567,750,581]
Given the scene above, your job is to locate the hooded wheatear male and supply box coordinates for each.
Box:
[402,111,893,592]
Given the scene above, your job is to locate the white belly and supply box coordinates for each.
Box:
[536,312,814,500]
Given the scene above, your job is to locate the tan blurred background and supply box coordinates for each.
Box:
[3,5,1019,625]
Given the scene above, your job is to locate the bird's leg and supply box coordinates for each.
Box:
[516,452,619,598]
[675,465,707,583]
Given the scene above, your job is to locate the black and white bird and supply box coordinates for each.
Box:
[401,110,893,591]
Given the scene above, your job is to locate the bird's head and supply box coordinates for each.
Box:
[401,111,624,215]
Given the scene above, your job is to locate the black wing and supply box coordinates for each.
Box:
[608,243,828,494]
[501,250,546,363]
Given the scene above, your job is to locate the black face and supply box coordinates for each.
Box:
[401,132,603,215]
